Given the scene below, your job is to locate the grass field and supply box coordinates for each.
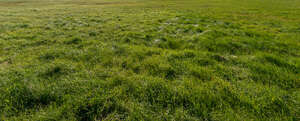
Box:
[0,0,299,120]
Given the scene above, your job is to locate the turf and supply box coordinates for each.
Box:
[0,0,299,120]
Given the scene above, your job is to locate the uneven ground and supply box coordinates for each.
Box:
[0,0,299,120]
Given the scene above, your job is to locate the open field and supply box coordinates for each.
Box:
[0,0,299,120]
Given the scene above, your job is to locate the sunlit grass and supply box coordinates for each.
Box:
[0,0,299,120]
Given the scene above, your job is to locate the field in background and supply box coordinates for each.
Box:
[0,0,299,120]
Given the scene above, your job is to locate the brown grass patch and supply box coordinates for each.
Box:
[0,1,27,6]
[71,1,133,6]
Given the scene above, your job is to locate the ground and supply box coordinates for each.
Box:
[0,0,299,120]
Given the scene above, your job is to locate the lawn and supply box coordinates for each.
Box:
[0,0,299,120]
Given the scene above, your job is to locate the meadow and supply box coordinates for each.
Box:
[0,0,299,120]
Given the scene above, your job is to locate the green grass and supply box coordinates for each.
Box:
[0,0,299,120]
